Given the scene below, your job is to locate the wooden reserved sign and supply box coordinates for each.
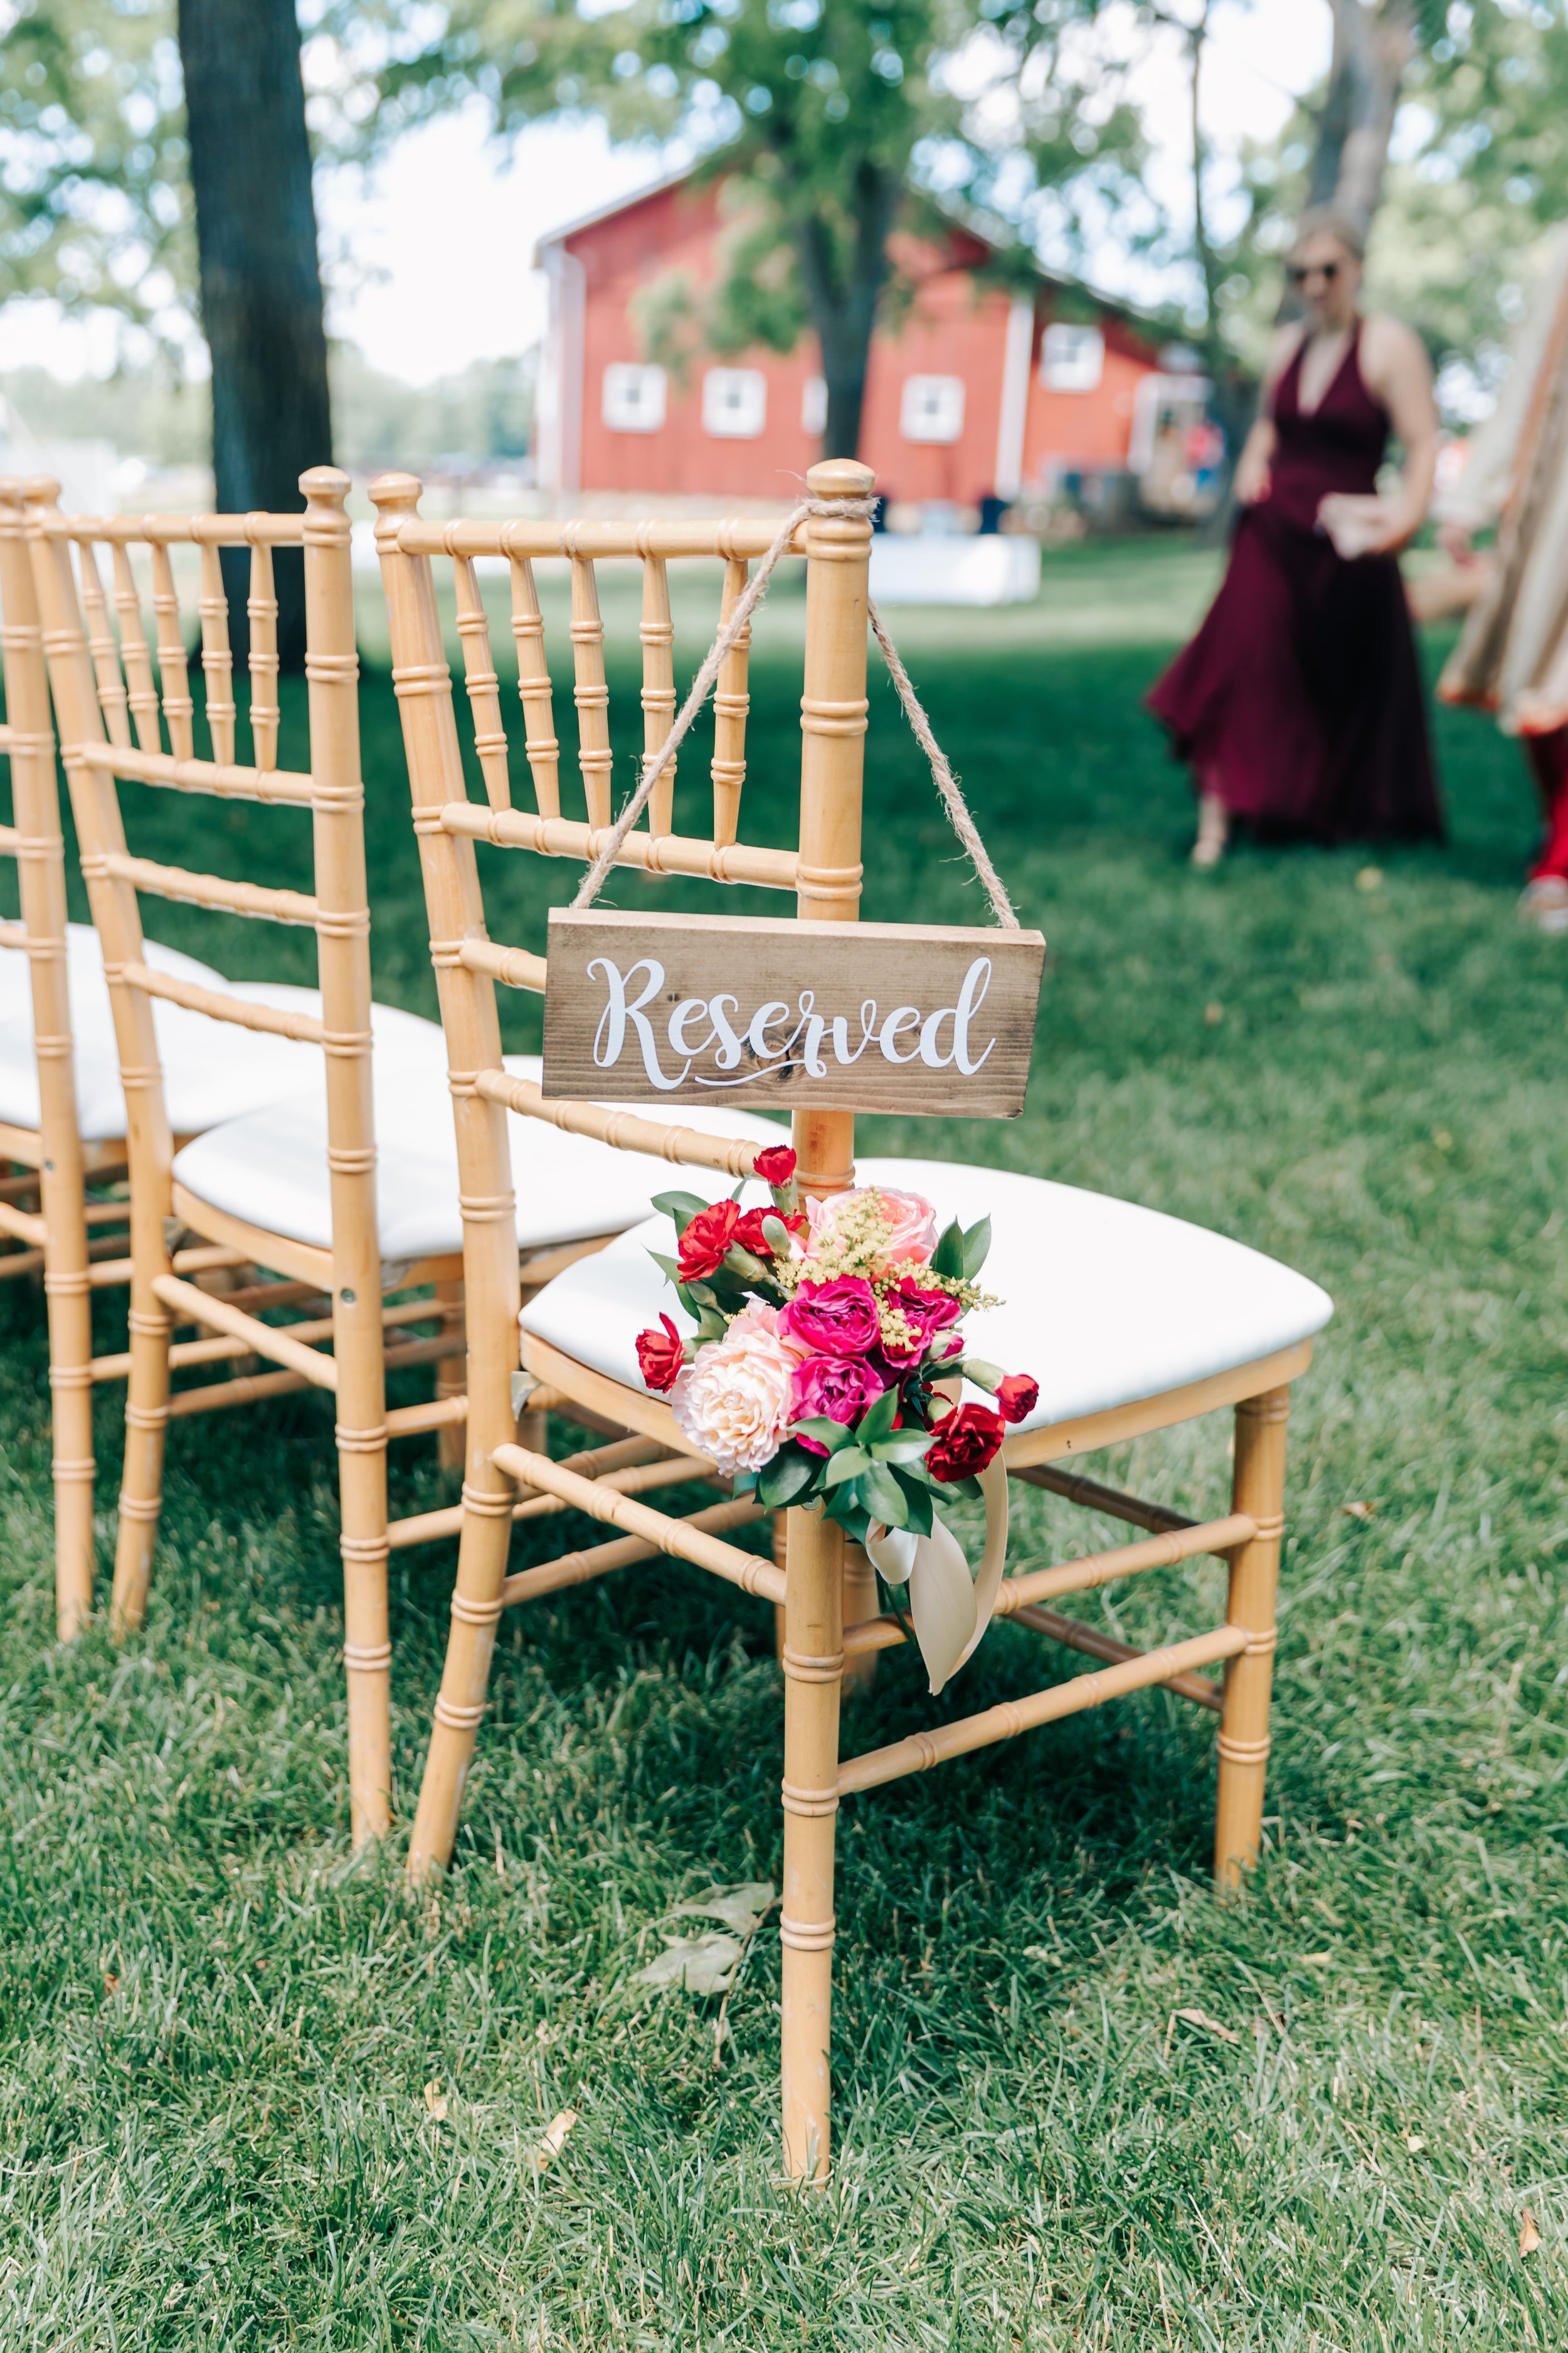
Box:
[540,908,1045,1117]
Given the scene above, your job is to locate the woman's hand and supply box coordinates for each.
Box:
[1438,519,1478,565]
[1318,491,1414,559]
[1234,444,1273,506]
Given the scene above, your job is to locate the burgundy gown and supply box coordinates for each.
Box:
[1149,323,1443,843]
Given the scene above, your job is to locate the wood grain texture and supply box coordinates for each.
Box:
[541,907,1045,1119]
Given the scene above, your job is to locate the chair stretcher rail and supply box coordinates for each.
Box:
[1012,1461,1197,1536]
[837,1625,1251,1795]
[151,1273,339,1389]
[78,740,315,807]
[1009,1605,1224,1709]
[121,960,327,1044]
[93,850,319,928]
[498,1497,766,1606]
[438,799,798,891]
[388,1433,672,1550]
[475,1068,770,1176]
[457,937,548,993]
[491,1444,783,1600]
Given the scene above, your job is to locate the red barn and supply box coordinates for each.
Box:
[536,172,1168,507]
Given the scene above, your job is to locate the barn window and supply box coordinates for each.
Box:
[603,363,667,433]
[802,375,827,435]
[900,374,965,444]
[1042,324,1104,392]
[702,368,768,438]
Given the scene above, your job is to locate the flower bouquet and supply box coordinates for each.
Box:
[634,1147,1038,1692]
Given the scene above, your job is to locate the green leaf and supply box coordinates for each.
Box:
[757,1444,820,1510]
[822,1445,872,1489]
[789,1415,852,1455]
[890,1466,935,1534]
[940,1474,983,1502]
[647,1249,684,1288]
[824,1494,872,1544]
[859,1461,909,1527]
[930,1218,965,1280]
[871,1428,935,1464]
[694,1307,729,1344]
[652,1190,709,1234]
[854,1384,900,1444]
[961,1216,993,1281]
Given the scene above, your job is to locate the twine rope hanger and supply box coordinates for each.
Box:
[571,494,1021,928]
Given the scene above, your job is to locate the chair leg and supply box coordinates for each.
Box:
[336,1289,393,1847]
[1214,1384,1289,1889]
[840,1542,879,1694]
[37,1145,96,1639]
[406,1483,513,1881]
[434,1276,465,1472]
[780,1504,844,2184]
[109,1226,172,1639]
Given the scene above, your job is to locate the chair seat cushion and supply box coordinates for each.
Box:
[518,1156,1333,1436]
[170,1057,788,1264]
[0,923,442,1141]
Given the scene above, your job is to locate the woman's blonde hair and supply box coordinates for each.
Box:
[1291,208,1367,263]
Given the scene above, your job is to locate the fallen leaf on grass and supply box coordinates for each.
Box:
[634,1882,777,1995]
[1406,2133,1426,2153]
[1342,1500,1378,1520]
[1172,2007,1240,2046]
[423,2079,448,2122]
[1520,2209,1541,2256]
[635,1931,748,1995]
[669,1882,775,1938]
[527,2109,578,2175]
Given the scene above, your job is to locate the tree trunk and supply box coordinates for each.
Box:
[791,166,899,462]
[1304,0,1416,240]
[177,0,332,672]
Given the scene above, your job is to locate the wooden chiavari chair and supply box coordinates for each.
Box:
[3,476,337,1636]
[371,460,1332,2177]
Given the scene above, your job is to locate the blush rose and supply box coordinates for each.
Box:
[670,1317,797,1475]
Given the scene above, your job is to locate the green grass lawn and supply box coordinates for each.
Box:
[2,535,1566,2346]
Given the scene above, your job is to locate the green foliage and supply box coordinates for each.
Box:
[0,0,193,338]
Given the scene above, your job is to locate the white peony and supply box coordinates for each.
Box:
[670,1320,797,1476]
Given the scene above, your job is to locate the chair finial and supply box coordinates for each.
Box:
[807,459,876,500]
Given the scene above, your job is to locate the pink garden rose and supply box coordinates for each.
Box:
[789,1352,889,1443]
[802,1184,938,1267]
[671,1317,797,1476]
[877,1277,963,1367]
[778,1277,882,1359]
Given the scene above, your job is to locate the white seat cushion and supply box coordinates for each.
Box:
[0,923,443,1141]
[519,1156,1333,1435]
[170,1056,788,1263]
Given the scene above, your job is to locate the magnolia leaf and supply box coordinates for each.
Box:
[859,1461,908,1528]
[652,1190,709,1233]
[670,1881,775,1936]
[757,1443,818,1509]
[961,1216,992,1281]
[526,2108,580,2175]
[856,1384,900,1444]
[891,1465,935,1534]
[790,1415,852,1454]
[635,1931,746,1995]
[822,1445,872,1488]
[931,1218,964,1279]
[871,1428,935,1464]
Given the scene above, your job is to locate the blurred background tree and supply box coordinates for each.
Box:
[1,0,331,661]
[355,0,1150,462]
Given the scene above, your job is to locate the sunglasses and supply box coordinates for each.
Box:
[1288,260,1341,285]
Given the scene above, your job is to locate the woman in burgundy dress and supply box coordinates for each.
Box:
[1150,213,1444,866]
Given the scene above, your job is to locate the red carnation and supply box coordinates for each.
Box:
[995,1373,1039,1426]
[753,1144,797,1187]
[677,1198,741,1282]
[924,1402,1005,1482]
[635,1314,686,1393]
[734,1204,807,1258]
